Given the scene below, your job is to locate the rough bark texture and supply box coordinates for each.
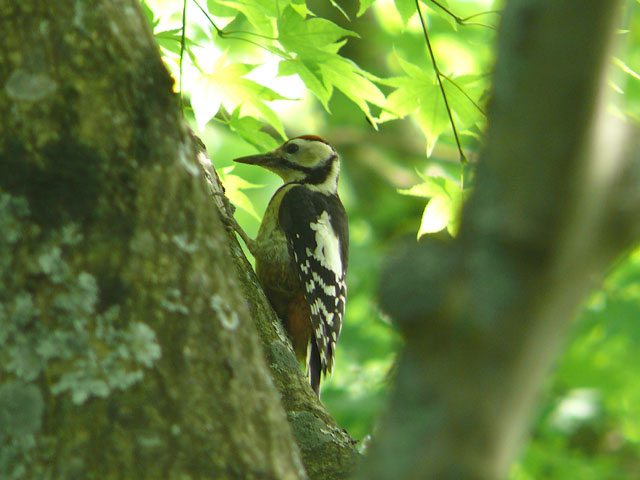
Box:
[0,1,308,478]
[363,1,640,479]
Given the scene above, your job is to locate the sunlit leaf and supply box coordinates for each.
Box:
[227,110,281,151]
[277,6,384,123]
[191,51,292,136]
[398,176,448,198]
[394,0,415,24]
[220,171,264,222]
[214,0,287,36]
[289,0,311,18]
[416,84,449,156]
[155,28,199,56]
[206,0,238,17]
[444,74,486,127]
[279,59,332,111]
[230,189,261,221]
[401,175,466,237]
[445,185,468,236]
[140,0,157,28]
[220,167,264,191]
[383,77,421,118]
[383,56,483,155]
[357,0,376,17]
[426,0,459,31]
[418,195,450,237]
[319,56,386,127]
[278,6,358,57]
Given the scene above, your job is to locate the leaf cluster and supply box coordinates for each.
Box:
[144,0,496,237]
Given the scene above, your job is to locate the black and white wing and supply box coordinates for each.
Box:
[278,186,348,392]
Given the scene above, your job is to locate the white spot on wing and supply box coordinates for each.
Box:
[311,271,337,297]
[309,211,343,278]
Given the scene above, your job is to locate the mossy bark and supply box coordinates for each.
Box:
[0,1,312,478]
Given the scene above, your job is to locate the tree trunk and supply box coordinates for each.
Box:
[362,1,640,479]
[0,1,359,478]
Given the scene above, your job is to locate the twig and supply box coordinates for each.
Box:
[416,0,466,163]
[429,0,499,30]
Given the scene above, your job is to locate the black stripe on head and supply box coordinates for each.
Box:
[279,159,312,174]
[280,154,337,185]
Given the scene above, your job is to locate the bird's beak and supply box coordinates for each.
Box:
[233,151,280,166]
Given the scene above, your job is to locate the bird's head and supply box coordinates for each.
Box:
[234,135,340,194]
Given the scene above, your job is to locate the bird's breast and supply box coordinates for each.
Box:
[254,187,301,300]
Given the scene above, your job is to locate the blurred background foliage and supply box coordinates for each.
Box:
[142,0,640,476]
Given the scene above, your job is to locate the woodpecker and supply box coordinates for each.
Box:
[232,135,348,395]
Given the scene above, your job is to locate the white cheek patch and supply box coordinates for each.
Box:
[301,141,335,168]
[309,211,343,279]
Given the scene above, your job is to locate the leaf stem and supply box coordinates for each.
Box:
[190,0,291,59]
[190,0,278,41]
[440,73,486,117]
[191,0,224,37]
[416,0,466,163]
[429,0,499,30]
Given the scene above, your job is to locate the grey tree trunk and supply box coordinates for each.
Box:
[0,1,358,479]
[361,1,640,479]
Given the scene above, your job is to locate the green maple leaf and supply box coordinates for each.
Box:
[357,0,376,17]
[394,0,416,24]
[213,0,309,36]
[383,61,448,155]
[278,59,332,111]
[278,6,358,56]
[191,51,292,138]
[319,56,386,125]
[277,6,385,125]
[227,109,281,152]
[382,56,484,155]
[219,165,264,221]
[399,175,467,237]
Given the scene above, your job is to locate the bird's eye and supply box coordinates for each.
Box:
[285,143,299,154]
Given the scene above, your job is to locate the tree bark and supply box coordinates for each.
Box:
[363,1,640,479]
[0,1,336,478]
